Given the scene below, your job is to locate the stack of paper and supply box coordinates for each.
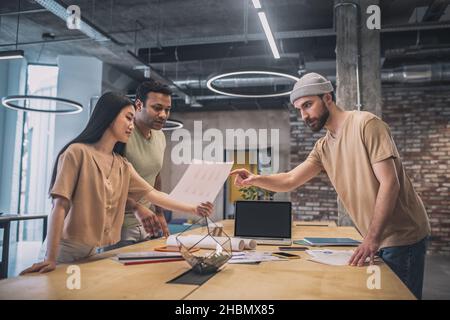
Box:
[228,251,285,264]
[306,249,354,266]
[116,251,184,266]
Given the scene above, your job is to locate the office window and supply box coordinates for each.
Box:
[16,64,58,241]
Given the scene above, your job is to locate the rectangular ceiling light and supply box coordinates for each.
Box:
[0,50,24,60]
[257,12,280,59]
[252,0,262,9]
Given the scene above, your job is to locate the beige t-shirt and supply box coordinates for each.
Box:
[123,128,166,227]
[50,143,154,247]
[306,111,430,248]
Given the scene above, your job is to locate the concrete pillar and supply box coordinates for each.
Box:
[334,0,382,226]
[334,0,359,111]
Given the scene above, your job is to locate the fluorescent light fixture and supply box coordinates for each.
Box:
[257,12,280,59]
[0,50,24,60]
[252,0,262,9]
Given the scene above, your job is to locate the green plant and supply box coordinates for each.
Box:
[238,186,276,201]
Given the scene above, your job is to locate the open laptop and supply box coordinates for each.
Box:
[234,200,292,246]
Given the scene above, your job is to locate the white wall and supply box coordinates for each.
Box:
[160,109,291,222]
[53,55,103,159]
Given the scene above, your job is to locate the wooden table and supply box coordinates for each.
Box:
[187,220,414,300]
[0,220,414,300]
[0,214,48,279]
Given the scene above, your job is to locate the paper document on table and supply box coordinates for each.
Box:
[169,160,234,205]
[306,249,355,266]
[228,251,285,264]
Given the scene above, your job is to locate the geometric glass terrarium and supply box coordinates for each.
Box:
[176,217,233,274]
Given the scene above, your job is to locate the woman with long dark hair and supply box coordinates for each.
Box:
[20,92,213,274]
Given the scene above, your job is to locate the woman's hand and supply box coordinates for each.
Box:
[156,213,170,237]
[133,204,162,236]
[192,202,214,217]
[20,260,56,275]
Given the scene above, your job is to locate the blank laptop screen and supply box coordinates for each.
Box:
[234,201,292,239]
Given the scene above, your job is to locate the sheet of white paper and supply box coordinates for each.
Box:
[306,249,355,266]
[169,160,234,206]
[228,251,285,264]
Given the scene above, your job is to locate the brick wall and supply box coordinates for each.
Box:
[289,85,450,254]
[382,86,450,255]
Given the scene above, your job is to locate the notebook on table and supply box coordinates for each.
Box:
[303,237,361,246]
[117,251,182,260]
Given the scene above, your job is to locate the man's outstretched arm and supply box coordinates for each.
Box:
[230,160,322,192]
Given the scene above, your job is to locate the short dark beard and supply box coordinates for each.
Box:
[306,100,330,132]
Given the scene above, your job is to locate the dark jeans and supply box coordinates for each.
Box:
[378,236,428,299]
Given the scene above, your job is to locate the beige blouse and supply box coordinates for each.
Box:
[50,143,154,247]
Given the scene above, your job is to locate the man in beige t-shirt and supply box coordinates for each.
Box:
[121,80,171,243]
[231,72,430,299]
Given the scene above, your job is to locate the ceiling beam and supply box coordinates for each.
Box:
[140,22,450,49]
[143,29,336,48]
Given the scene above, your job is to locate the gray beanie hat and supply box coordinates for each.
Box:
[290,72,334,104]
